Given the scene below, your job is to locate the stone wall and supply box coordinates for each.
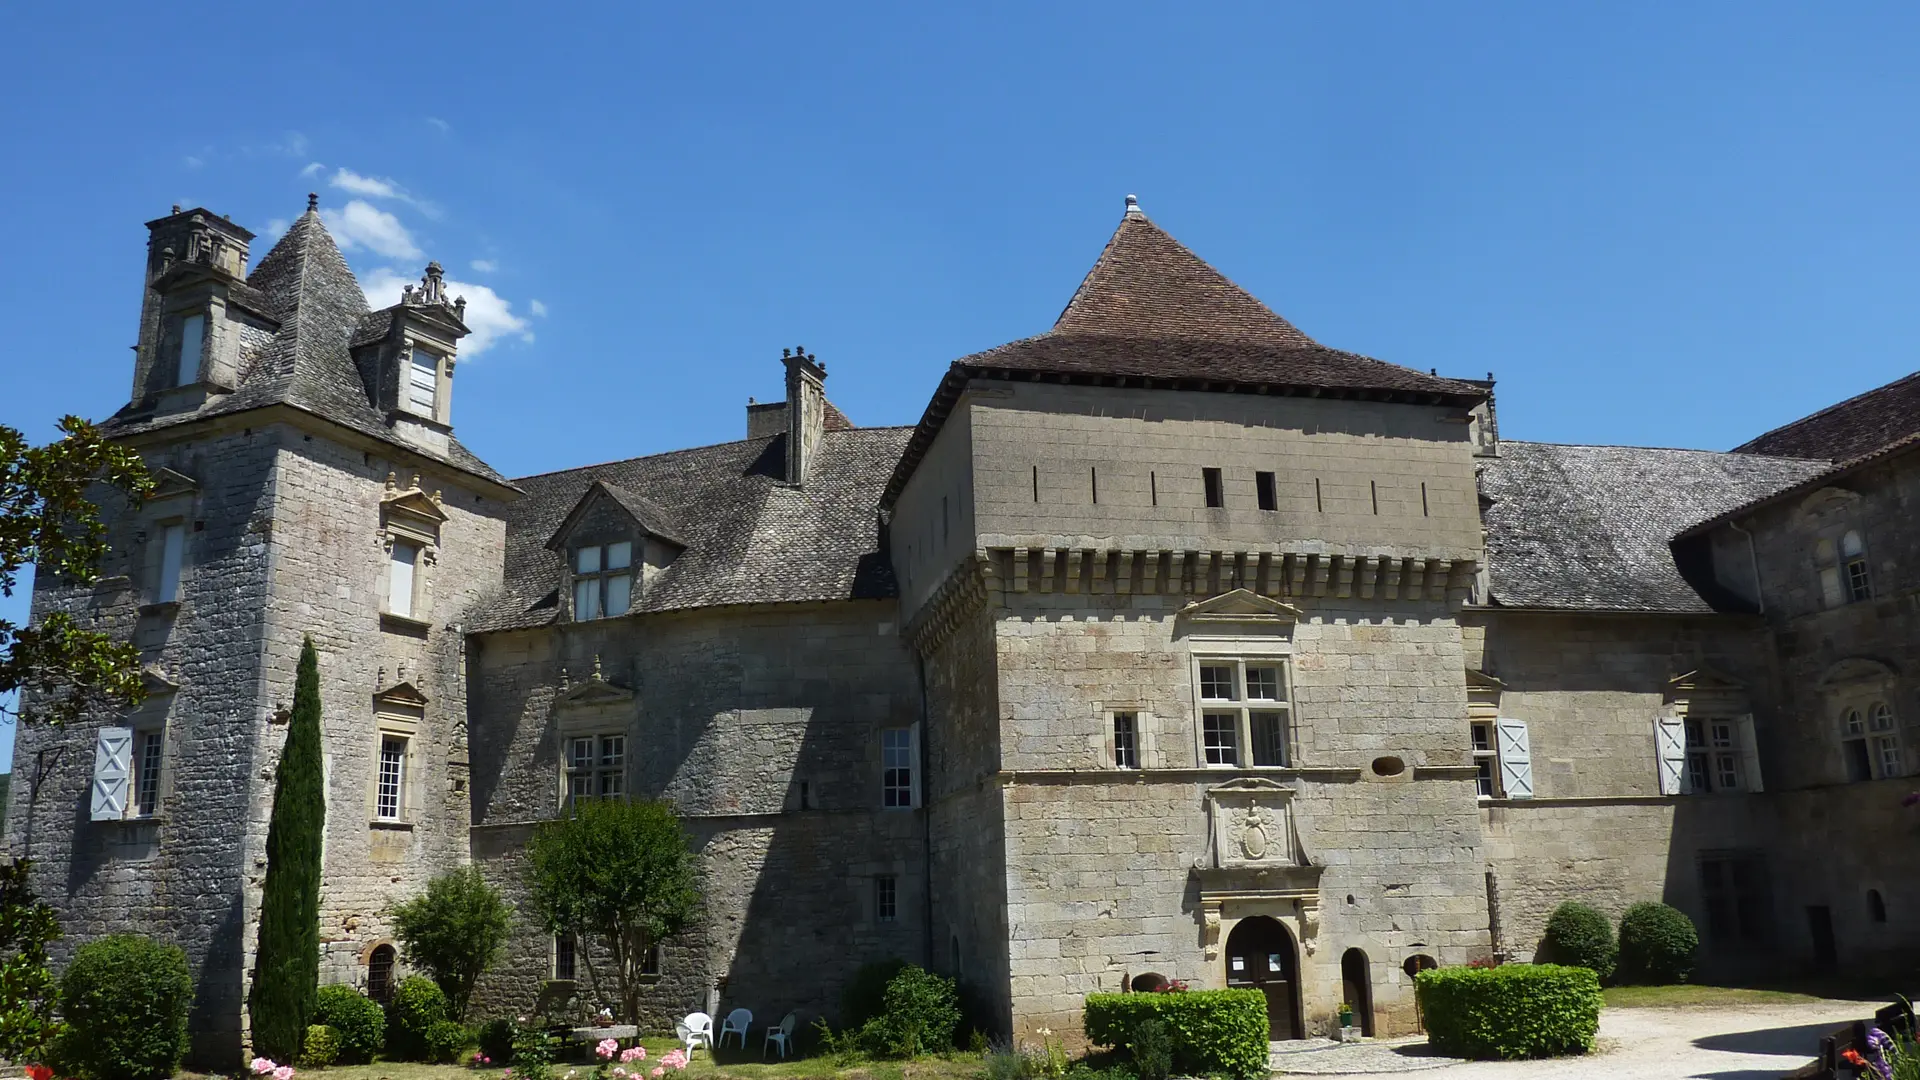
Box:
[466,600,928,1028]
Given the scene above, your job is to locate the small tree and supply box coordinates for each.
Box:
[1539,901,1616,983]
[390,866,514,1020]
[525,799,698,1023]
[248,637,327,1061]
[0,859,62,1063]
[0,416,154,727]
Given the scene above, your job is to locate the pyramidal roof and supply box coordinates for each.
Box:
[881,198,1486,507]
[104,203,508,488]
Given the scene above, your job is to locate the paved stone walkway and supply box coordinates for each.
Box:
[1269,998,1874,1077]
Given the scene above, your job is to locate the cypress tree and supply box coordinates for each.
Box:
[248,636,326,1061]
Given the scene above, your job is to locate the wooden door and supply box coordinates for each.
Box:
[1224,916,1299,1041]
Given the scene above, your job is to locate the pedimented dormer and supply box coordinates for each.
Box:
[133,206,274,407]
[1174,589,1302,638]
[353,263,470,455]
[546,480,686,621]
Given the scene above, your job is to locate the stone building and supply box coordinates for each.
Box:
[10,193,1919,1062]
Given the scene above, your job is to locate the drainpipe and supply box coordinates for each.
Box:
[1729,521,1764,615]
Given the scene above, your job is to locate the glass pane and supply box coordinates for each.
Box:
[1872,704,1895,731]
[1245,667,1282,701]
[1203,713,1238,766]
[1842,530,1864,557]
[569,738,593,771]
[409,348,437,410]
[1250,712,1287,767]
[1199,666,1236,701]
[1710,722,1735,748]
[1476,759,1495,797]
[605,574,631,616]
[1845,710,1865,735]
[1470,724,1491,752]
[575,578,600,620]
[606,541,632,570]
[389,542,417,618]
[601,736,625,768]
[177,314,204,386]
[576,546,601,574]
[157,523,186,604]
[600,771,624,798]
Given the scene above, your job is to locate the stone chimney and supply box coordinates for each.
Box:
[782,346,827,485]
[134,206,255,402]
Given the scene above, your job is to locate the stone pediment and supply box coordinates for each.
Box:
[141,664,180,695]
[146,468,199,505]
[1820,656,1899,689]
[559,657,634,706]
[1465,668,1505,690]
[1196,777,1308,870]
[545,481,686,554]
[1667,667,1744,696]
[1177,589,1302,627]
[374,681,429,710]
[381,473,449,542]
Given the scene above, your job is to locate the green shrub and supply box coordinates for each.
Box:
[385,976,449,1060]
[1128,1016,1172,1080]
[1539,902,1616,982]
[424,1019,471,1064]
[1616,902,1699,985]
[1414,964,1601,1059]
[509,1027,555,1080]
[858,965,962,1057]
[841,958,909,1028]
[1084,990,1269,1080]
[476,1017,517,1064]
[313,984,385,1064]
[0,859,63,1065]
[54,934,193,1080]
[389,867,514,1020]
[301,1025,341,1068]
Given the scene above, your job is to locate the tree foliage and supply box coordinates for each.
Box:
[0,859,62,1063]
[248,638,327,1061]
[1539,901,1616,983]
[1616,902,1700,985]
[390,866,514,1021]
[0,417,153,727]
[53,935,193,1080]
[525,798,698,1023]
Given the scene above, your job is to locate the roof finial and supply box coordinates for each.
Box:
[307,192,319,213]
[1124,193,1144,220]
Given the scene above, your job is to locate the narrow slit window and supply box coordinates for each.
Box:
[1421,482,1429,517]
[555,932,577,980]
[882,728,917,808]
[388,541,418,618]
[1371,480,1380,515]
[1032,465,1039,502]
[1150,471,1158,506]
[875,875,898,923]
[376,736,406,820]
[1090,467,1098,504]
[1203,468,1224,508]
[1113,712,1139,769]
[175,314,205,387]
[1256,472,1277,512]
[1315,478,1323,513]
[1843,531,1871,602]
[135,729,164,816]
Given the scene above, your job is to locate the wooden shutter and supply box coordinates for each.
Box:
[1654,717,1687,795]
[1496,717,1533,799]
[1738,714,1764,793]
[91,726,133,820]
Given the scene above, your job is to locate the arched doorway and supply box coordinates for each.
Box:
[367,943,397,1003]
[1224,916,1300,1040]
[1339,948,1374,1036]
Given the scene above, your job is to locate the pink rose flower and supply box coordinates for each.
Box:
[274,1066,295,1080]
[651,1069,665,1078]
[252,1059,275,1075]
[597,1039,619,1060]
[621,1046,646,1063]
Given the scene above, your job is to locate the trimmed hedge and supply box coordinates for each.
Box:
[314,984,385,1064]
[301,1025,341,1068]
[386,976,449,1061]
[1415,964,1601,1060]
[54,934,194,1080]
[1084,990,1269,1080]
[1617,902,1699,985]
[1539,902,1616,982]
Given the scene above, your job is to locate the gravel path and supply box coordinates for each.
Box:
[1270,999,1874,1078]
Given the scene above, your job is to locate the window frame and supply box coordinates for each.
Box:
[1841,702,1902,782]
[571,540,635,621]
[154,520,187,605]
[375,734,408,822]
[175,312,206,388]
[554,931,578,981]
[405,344,443,420]
[874,874,898,923]
[133,727,165,817]
[563,732,628,808]
[387,539,420,618]
[880,726,919,809]
[1191,655,1292,769]
[1470,719,1501,799]
[1112,711,1140,770]
[1699,850,1772,947]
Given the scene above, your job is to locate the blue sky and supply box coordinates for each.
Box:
[2,4,1918,765]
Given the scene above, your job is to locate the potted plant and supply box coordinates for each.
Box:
[1338,1002,1354,1029]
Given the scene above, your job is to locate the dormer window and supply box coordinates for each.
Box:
[174,313,205,387]
[407,346,440,417]
[573,541,632,620]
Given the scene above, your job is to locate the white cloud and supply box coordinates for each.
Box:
[470,258,498,273]
[328,167,441,219]
[321,200,423,261]
[426,117,451,133]
[262,219,290,242]
[183,155,205,170]
[300,161,325,178]
[530,299,548,318]
[360,268,534,357]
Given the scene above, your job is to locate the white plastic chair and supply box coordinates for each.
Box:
[679,1011,714,1053]
[717,1007,752,1049]
[763,1012,797,1059]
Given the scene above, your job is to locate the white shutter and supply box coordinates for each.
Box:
[388,543,417,618]
[1738,714,1764,793]
[1654,717,1687,795]
[1496,717,1533,799]
[91,727,133,820]
[156,523,185,604]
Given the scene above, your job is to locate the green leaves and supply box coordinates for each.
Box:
[390,867,515,1022]
[0,416,154,727]
[249,638,328,1061]
[0,860,61,1064]
[1084,990,1270,1080]
[1414,964,1602,1060]
[53,934,192,1080]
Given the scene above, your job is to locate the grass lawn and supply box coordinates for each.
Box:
[264,1040,985,1080]
[1602,984,1832,1009]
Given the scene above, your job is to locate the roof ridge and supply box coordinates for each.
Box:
[1732,367,1920,453]
[511,425,915,485]
[1503,439,1836,461]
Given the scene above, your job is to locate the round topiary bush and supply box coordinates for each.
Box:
[301,1024,342,1068]
[314,984,385,1064]
[424,1019,471,1064]
[1539,902,1616,982]
[1616,902,1699,985]
[386,976,449,1061]
[54,934,194,1080]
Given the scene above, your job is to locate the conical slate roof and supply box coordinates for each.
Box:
[881,199,1486,507]
[104,206,507,487]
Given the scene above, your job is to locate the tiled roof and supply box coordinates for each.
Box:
[101,209,508,488]
[1734,370,1920,462]
[468,427,910,633]
[1478,441,1829,613]
[882,203,1484,508]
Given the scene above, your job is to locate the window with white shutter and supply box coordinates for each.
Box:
[1495,717,1533,799]
[388,542,418,618]
[155,523,186,604]
[408,347,439,415]
[1655,717,1687,795]
[175,314,205,387]
[90,727,134,820]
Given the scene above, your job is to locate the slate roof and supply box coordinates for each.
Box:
[883,201,1485,508]
[101,208,509,488]
[468,426,911,633]
[1734,370,1920,462]
[1478,441,1829,613]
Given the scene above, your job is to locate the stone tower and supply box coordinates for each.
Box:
[5,199,514,1066]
